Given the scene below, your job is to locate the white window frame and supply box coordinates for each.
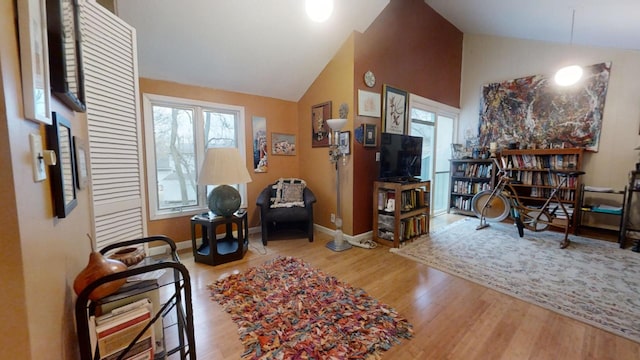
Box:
[143,93,247,220]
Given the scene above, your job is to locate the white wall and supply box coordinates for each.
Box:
[460,34,640,190]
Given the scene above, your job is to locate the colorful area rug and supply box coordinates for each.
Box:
[391,218,640,343]
[209,256,412,359]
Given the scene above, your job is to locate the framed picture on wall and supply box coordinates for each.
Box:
[272,133,296,155]
[363,124,377,147]
[311,101,332,147]
[382,84,408,135]
[339,131,350,155]
[358,89,381,117]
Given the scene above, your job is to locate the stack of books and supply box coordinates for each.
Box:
[92,298,155,360]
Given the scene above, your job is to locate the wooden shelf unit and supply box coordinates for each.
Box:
[373,180,430,248]
[449,158,496,216]
[500,148,584,230]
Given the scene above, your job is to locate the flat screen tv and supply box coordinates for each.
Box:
[379,133,423,182]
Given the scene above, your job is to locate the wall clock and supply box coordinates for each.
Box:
[364,70,376,88]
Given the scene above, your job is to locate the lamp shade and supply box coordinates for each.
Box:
[198,148,252,186]
[198,148,252,216]
[326,118,347,131]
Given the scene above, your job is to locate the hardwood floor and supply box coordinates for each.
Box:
[178,214,640,359]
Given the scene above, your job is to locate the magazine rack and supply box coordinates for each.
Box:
[75,236,195,359]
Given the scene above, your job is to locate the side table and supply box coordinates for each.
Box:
[190,210,248,265]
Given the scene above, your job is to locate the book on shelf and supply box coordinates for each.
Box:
[95,298,155,360]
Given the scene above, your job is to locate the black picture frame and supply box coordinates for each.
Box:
[363,124,377,147]
[382,84,408,135]
[47,0,86,112]
[47,112,77,218]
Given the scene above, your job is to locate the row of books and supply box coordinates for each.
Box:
[451,180,492,195]
[452,163,493,178]
[377,188,428,212]
[504,154,578,170]
[399,214,429,240]
[528,187,575,201]
[450,196,473,212]
[91,298,156,360]
[508,170,579,188]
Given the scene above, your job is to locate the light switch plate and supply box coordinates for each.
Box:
[29,133,46,182]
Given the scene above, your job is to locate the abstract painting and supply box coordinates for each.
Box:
[478,62,611,152]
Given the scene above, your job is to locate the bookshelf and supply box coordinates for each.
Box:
[500,148,584,230]
[373,180,430,248]
[449,158,496,215]
[577,184,627,245]
[75,236,195,360]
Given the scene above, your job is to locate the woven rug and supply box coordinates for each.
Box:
[391,217,640,343]
[209,256,412,359]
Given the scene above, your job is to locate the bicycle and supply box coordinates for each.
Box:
[471,157,585,249]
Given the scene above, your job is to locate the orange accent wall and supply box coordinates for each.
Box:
[298,36,355,235]
[351,0,463,234]
[138,79,299,241]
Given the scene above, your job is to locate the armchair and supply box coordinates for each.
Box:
[256,179,316,245]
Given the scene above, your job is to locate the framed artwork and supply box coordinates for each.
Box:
[73,137,89,190]
[252,116,268,172]
[363,124,377,147]
[47,112,77,218]
[17,0,52,124]
[272,133,296,156]
[47,0,86,112]
[339,131,350,155]
[382,84,408,135]
[358,89,381,117]
[311,101,332,147]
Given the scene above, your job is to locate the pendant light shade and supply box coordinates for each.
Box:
[555,9,583,86]
[306,0,333,22]
[555,65,583,86]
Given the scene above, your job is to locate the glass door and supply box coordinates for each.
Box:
[409,95,458,215]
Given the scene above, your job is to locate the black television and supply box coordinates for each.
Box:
[379,133,423,182]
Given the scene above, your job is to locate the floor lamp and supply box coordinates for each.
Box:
[325,118,351,252]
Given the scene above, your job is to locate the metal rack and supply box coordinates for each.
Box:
[75,236,195,359]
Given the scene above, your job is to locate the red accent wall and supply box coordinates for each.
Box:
[352,0,463,234]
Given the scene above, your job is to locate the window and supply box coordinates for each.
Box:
[143,94,246,219]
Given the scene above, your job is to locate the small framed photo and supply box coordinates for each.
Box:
[357,89,381,117]
[339,131,350,155]
[382,84,408,135]
[272,133,296,156]
[363,124,377,147]
[311,101,332,147]
[73,137,89,189]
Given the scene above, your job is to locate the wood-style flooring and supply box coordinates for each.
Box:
[178,214,640,359]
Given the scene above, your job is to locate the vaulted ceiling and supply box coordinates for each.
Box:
[115,0,640,102]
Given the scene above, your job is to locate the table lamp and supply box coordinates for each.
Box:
[197,148,252,217]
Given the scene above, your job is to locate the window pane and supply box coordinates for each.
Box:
[152,105,198,210]
[203,110,237,148]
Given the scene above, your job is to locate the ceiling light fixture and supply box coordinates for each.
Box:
[554,9,583,86]
[306,0,333,23]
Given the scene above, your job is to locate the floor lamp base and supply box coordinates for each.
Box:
[326,229,351,252]
[326,240,352,252]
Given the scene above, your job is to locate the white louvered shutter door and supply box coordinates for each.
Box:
[80,0,147,249]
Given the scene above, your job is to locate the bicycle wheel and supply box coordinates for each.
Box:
[521,210,550,231]
[471,190,510,222]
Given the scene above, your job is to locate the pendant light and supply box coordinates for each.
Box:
[555,9,583,86]
[306,0,333,23]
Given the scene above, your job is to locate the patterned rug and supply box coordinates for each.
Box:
[209,256,413,359]
[391,218,640,343]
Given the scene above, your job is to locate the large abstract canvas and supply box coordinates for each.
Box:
[479,62,611,152]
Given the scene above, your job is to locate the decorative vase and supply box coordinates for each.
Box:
[73,251,127,301]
